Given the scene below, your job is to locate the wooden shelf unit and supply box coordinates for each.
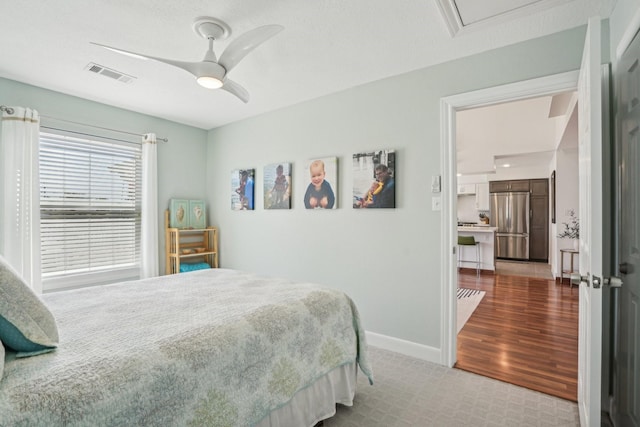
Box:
[164,210,218,274]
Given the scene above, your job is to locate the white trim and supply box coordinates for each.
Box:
[365,331,441,363]
[440,98,458,367]
[615,7,640,61]
[435,0,573,38]
[43,266,140,291]
[435,0,464,38]
[439,70,580,368]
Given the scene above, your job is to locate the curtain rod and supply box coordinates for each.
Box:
[41,115,168,143]
[40,125,145,147]
[1,105,168,142]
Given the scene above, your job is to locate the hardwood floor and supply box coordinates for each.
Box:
[455,268,579,402]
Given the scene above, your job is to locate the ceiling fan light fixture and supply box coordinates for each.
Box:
[197,76,224,89]
[92,16,282,102]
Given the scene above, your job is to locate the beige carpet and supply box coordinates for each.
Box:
[324,346,579,426]
[457,288,485,333]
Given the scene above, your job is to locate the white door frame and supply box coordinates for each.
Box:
[439,70,580,367]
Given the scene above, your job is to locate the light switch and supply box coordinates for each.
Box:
[432,196,441,211]
[431,175,441,193]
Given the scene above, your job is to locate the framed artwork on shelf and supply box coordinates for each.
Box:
[264,162,292,209]
[231,169,255,210]
[352,149,396,209]
[189,200,206,229]
[169,199,189,228]
[303,156,338,209]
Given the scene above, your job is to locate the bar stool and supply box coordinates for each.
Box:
[458,235,481,277]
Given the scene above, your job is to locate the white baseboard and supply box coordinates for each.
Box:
[365,331,442,364]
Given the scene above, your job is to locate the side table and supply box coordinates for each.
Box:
[560,248,579,286]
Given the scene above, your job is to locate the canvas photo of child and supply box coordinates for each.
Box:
[231,168,255,210]
[304,157,338,209]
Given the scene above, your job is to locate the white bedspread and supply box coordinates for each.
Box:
[0,269,372,426]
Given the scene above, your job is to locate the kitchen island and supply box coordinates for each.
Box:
[457,225,497,273]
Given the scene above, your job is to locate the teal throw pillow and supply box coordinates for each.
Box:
[0,339,4,380]
[0,255,58,357]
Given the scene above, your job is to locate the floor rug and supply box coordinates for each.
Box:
[457,287,485,333]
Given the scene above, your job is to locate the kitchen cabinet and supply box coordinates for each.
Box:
[475,183,490,210]
[457,184,476,195]
[530,179,548,196]
[529,178,549,261]
[489,179,530,192]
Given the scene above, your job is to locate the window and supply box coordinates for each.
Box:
[39,131,142,290]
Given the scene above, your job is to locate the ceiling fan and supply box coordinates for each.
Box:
[91,17,283,103]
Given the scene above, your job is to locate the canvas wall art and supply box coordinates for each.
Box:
[169,199,189,228]
[304,156,337,209]
[264,162,291,209]
[189,199,206,228]
[352,149,396,208]
[231,169,255,210]
[170,199,207,228]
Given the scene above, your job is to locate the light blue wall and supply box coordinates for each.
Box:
[1,14,624,354]
[0,78,209,273]
[206,26,589,351]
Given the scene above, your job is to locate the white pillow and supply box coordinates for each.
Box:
[0,255,58,357]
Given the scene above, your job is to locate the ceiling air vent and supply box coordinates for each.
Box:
[85,62,135,84]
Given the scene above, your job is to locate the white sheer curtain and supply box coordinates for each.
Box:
[1,106,42,293]
[140,133,159,278]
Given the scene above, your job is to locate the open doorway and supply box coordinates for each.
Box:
[440,71,581,400]
[455,91,579,280]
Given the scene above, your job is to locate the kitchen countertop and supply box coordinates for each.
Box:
[457,225,496,272]
[457,225,497,232]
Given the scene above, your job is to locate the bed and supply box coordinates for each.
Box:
[0,263,373,426]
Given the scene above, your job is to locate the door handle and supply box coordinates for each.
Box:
[604,276,623,288]
[570,273,589,286]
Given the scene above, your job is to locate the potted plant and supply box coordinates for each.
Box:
[558,209,580,250]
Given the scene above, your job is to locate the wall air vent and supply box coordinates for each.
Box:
[85,63,135,84]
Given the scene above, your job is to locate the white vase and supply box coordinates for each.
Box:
[573,239,579,251]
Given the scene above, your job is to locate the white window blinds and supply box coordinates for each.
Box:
[39,131,141,289]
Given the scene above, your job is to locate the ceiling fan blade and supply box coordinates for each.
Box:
[221,79,250,103]
[218,25,283,73]
[91,42,203,77]
[90,42,155,61]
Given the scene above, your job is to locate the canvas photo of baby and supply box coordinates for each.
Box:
[304,157,338,209]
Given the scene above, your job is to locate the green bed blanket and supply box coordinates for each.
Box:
[0,269,372,426]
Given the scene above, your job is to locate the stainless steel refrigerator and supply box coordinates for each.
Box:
[490,192,530,260]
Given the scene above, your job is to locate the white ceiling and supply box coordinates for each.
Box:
[456,92,577,175]
[0,0,612,130]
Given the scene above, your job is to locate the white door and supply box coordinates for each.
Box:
[577,16,603,427]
